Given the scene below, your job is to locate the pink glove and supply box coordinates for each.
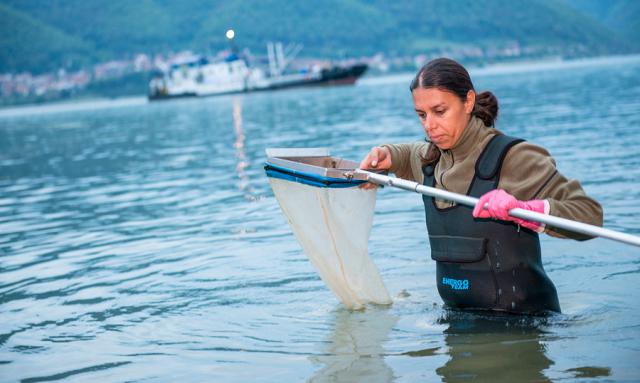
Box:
[472,189,547,232]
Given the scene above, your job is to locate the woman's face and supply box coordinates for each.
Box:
[412,87,475,150]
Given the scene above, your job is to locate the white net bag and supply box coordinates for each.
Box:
[266,149,391,309]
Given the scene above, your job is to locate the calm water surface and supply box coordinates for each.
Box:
[1,56,639,382]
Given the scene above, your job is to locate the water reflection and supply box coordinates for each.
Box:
[308,307,398,383]
[419,311,553,382]
[232,97,256,200]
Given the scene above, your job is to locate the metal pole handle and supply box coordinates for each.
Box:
[354,169,640,248]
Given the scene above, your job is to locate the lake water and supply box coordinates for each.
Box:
[1,55,639,382]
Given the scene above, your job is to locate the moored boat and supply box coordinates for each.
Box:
[148,34,367,100]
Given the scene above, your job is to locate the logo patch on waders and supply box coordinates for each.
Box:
[442,277,469,290]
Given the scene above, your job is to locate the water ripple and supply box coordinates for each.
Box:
[1,56,640,382]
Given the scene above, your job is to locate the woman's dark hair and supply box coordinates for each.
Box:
[410,57,499,164]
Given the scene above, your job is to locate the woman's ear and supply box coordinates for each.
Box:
[465,90,476,114]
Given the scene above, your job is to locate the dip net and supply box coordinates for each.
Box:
[265,149,391,309]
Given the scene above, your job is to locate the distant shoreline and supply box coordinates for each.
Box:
[0,96,148,119]
[359,53,640,86]
[2,53,639,118]
[469,53,640,76]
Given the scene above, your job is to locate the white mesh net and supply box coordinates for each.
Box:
[269,178,391,309]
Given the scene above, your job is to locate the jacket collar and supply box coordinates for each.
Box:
[440,116,491,158]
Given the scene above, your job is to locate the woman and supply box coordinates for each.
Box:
[360,58,602,314]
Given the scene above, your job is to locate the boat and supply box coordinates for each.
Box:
[148,36,368,100]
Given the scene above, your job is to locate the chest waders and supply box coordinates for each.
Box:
[422,134,561,314]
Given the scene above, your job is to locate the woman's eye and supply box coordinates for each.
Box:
[417,113,426,120]
[435,109,445,116]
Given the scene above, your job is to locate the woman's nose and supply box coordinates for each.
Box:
[423,115,436,132]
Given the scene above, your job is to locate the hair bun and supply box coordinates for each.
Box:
[474,91,499,126]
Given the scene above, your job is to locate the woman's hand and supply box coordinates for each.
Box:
[359,146,392,170]
[358,146,393,189]
[472,189,546,232]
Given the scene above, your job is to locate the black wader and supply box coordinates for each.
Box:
[422,134,561,314]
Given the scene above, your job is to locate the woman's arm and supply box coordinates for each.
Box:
[381,142,430,182]
[499,142,603,240]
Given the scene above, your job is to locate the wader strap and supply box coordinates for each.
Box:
[422,163,435,185]
[469,134,524,197]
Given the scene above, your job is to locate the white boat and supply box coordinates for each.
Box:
[148,41,367,100]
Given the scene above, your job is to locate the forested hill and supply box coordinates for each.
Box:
[563,0,640,42]
[1,0,638,74]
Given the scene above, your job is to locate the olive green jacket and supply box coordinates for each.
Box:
[383,116,603,240]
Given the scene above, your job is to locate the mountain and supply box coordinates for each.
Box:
[0,4,94,72]
[563,0,640,42]
[0,0,638,74]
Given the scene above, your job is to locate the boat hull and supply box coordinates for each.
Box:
[148,63,368,101]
